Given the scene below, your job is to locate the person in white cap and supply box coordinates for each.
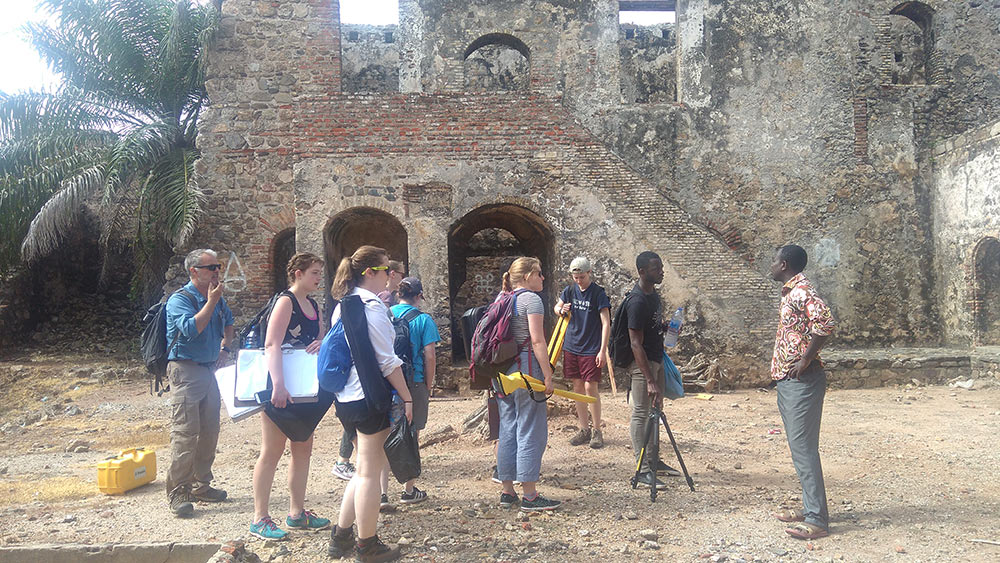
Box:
[553,257,611,448]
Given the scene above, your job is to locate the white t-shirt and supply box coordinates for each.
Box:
[330,286,403,403]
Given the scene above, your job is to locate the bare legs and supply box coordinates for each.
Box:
[337,427,391,539]
[572,379,602,431]
[252,413,314,522]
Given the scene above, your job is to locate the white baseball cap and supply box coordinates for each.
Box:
[569,257,592,273]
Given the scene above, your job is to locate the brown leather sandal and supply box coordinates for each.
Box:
[785,522,829,540]
[772,508,805,522]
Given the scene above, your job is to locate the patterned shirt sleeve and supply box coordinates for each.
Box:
[803,288,835,337]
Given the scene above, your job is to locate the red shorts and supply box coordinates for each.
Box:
[563,351,600,382]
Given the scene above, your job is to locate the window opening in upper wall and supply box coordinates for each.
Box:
[619,1,676,25]
[887,1,936,85]
[463,33,530,92]
[340,0,399,25]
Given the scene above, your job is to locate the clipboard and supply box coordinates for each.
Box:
[214,365,263,422]
[234,347,320,407]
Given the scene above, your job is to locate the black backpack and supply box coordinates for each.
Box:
[239,292,285,349]
[140,289,196,395]
[392,308,423,387]
[608,292,635,368]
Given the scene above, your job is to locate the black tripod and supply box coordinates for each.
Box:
[629,406,695,502]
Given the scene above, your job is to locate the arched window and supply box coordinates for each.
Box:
[888,2,937,85]
[463,33,530,92]
[324,207,408,311]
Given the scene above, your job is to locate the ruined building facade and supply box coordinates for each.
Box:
[187,0,1000,387]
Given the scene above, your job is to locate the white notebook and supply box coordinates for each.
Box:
[214,365,262,422]
[234,348,319,406]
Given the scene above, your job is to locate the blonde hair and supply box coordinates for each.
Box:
[502,257,541,292]
[331,245,388,299]
[286,252,324,285]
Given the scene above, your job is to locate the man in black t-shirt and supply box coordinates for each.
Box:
[624,251,669,490]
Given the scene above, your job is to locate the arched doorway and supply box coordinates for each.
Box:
[271,228,296,294]
[448,204,555,360]
[973,237,1000,346]
[324,207,408,310]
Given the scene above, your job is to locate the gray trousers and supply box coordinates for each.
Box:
[776,367,829,529]
[628,360,665,473]
[165,360,221,495]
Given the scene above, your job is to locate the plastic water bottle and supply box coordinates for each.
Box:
[243,327,258,349]
[663,307,684,347]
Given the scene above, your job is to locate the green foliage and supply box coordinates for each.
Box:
[0,0,218,285]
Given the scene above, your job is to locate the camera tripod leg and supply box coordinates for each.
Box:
[658,410,695,492]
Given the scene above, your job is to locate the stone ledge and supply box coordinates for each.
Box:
[822,347,1000,389]
[0,542,220,563]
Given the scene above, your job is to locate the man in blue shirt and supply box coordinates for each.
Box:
[164,248,235,517]
[554,257,611,449]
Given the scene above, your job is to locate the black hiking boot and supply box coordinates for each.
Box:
[328,524,355,558]
[355,535,401,562]
[168,486,194,517]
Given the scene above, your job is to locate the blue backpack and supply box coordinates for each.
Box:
[318,315,352,393]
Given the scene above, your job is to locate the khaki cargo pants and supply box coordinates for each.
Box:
[164,360,221,495]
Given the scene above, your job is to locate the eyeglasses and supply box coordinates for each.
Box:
[193,264,222,271]
[364,266,389,275]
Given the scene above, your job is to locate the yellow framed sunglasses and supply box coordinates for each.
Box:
[364,265,390,275]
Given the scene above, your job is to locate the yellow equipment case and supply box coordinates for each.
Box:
[97,447,157,494]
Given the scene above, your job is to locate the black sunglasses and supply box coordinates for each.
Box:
[193,264,222,271]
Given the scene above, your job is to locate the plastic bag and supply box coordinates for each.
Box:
[662,351,685,400]
[384,414,421,484]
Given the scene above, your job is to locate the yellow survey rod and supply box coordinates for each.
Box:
[547,312,570,368]
[499,371,596,403]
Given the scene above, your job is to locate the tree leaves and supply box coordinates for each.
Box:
[0,0,218,286]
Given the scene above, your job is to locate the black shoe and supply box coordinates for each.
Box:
[192,485,228,502]
[327,524,355,558]
[654,459,681,477]
[168,486,194,517]
[356,535,401,562]
[635,471,668,490]
[499,492,519,509]
[520,494,561,512]
[400,486,427,505]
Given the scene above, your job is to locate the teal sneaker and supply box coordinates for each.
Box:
[286,509,331,530]
[250,516,288,540]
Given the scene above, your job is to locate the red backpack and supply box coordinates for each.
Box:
[469,289,529,386]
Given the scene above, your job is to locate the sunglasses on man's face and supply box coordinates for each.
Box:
[193,264,222,271]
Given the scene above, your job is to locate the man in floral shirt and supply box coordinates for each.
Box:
[768,245,835,540]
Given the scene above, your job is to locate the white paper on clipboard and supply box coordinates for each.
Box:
[235,348,319,405]
[214,365,262,422]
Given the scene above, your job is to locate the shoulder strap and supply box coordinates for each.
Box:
[167,289,198,353]
[401,308,422,323]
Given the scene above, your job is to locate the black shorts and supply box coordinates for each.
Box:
[336,399,390,435]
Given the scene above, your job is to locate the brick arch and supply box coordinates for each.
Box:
[447,203,555,360]
[323,206,408,304]
[883,1,942,85]
[973,236,1000,346]
[462,32,531,92]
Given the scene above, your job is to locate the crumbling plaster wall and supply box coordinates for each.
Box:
[341,24,399,92]
[930,119,1000,347]
[581,0,1000,348]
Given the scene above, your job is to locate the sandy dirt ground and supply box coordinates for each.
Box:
[0,354,998,563]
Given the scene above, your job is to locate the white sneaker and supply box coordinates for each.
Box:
[332,461,355,481]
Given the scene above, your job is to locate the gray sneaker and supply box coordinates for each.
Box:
[521,494,561,512]
[569,427,591,446]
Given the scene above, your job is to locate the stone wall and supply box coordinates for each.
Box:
[186,0,1000,388]
[930,119,1000,347]
[341,24,399,93]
